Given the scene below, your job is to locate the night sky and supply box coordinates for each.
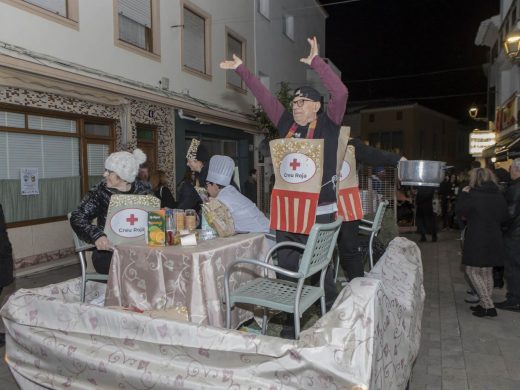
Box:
[318,0,500,121]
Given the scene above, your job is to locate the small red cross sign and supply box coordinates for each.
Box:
[126,214,138,225]
[289,158,301,171]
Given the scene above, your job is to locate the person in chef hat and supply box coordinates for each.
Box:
[206,155,269,233]
[70,148,152,274]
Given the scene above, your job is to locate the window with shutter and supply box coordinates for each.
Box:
[3,0,79,27]
[258,0,269,19]
[283,14,294,41]
[0,110,113,224]
[115,0,160,58]
[24,0,66,16]
[182,3,211,78]
[259,72,270,90]
[87,143,110,188]
[118,0,152,51]
[226,29,246,91]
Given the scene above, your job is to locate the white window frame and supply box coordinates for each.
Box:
[0,0,79,29]
[0,107,114,225]
[259,71,270,90]
[258,0,269,20]
[225,27,246,92]
[283,14,294,41]
[181,0,212,79]
[113,0,161,61]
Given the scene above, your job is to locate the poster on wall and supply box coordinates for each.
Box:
[20,168,39,195]
[497,94,518,133]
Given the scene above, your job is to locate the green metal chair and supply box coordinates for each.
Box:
[359,200,389,270]
[333,200,389,282]
[224,217,343,339]
[67,213,109,302]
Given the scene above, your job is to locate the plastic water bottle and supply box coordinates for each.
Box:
[166,209,175,245]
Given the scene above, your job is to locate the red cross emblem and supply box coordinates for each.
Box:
[289,158,301,171]
[126,214,138,225]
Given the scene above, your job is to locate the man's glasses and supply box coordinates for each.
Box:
[291,99,312,108]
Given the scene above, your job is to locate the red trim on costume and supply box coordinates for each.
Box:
[285,120,317,139]
[270,189,319,234]
[337,187,364,222]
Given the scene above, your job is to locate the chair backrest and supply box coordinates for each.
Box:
[372,200,389,232]
[67,213,95,253]
[298,217,343,277]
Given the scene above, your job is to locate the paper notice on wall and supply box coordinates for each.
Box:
[20,168,39,195]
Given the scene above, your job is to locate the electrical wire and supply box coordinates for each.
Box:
[286,0,362,11]
[350,91,486,104]
[206,0,359,26]
[346,65,484,83]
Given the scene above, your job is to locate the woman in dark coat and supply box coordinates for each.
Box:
[0,202,14,347]
[455,168,508,318]
[70,149,152,274]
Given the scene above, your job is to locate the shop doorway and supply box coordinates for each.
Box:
[137,124,157,172]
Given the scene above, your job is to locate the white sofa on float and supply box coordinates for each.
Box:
[1,237,424,390]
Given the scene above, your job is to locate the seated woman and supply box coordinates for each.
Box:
[70,149,152,274]
[150,170,177,209]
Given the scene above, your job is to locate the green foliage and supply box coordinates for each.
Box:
[250,82,292,141]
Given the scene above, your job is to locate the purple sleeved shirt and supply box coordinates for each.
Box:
[235,57,349,204]
[235,56,348,128]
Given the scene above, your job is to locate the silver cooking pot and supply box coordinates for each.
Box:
[398,160,447,187]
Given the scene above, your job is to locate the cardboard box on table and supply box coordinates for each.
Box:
[104,194,160,245]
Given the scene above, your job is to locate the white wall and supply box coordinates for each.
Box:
[0,0,256,113]
[254,0,327,95]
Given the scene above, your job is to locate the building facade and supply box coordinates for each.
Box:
[0,0,327,274]
[476,0,520,166]
[358,104,469,167]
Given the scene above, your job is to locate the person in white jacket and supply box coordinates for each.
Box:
[206,155,270,233]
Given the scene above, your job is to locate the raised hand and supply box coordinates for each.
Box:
[219,54,243,70]
[300,36,319,65]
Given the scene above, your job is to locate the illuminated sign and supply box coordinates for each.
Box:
[469,130,496,156]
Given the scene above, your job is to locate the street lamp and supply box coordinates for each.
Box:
[504,22,520,63]
[468,104,479,119]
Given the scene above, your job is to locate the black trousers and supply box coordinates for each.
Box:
[504,238,520,303]
[337,220,364,281]
[92,249,113,275]
[275,213,338,310]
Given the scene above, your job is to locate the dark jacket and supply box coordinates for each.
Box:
[455,181,508,267]
[70,180,152,244]
[243,177,257,204]
[177,165,208,212]
[503,177,520,240]
[177,181,202,212]
[155,185,177,209]
[0,203,14,289]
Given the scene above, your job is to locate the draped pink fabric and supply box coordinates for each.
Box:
[105,233,273,327]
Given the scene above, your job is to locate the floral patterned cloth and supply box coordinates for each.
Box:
[1,237,424,390]
[105,233,273,327]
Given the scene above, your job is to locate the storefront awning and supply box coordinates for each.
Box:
[481,132,520,161]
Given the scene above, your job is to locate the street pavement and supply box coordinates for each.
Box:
[1,231,520,389]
